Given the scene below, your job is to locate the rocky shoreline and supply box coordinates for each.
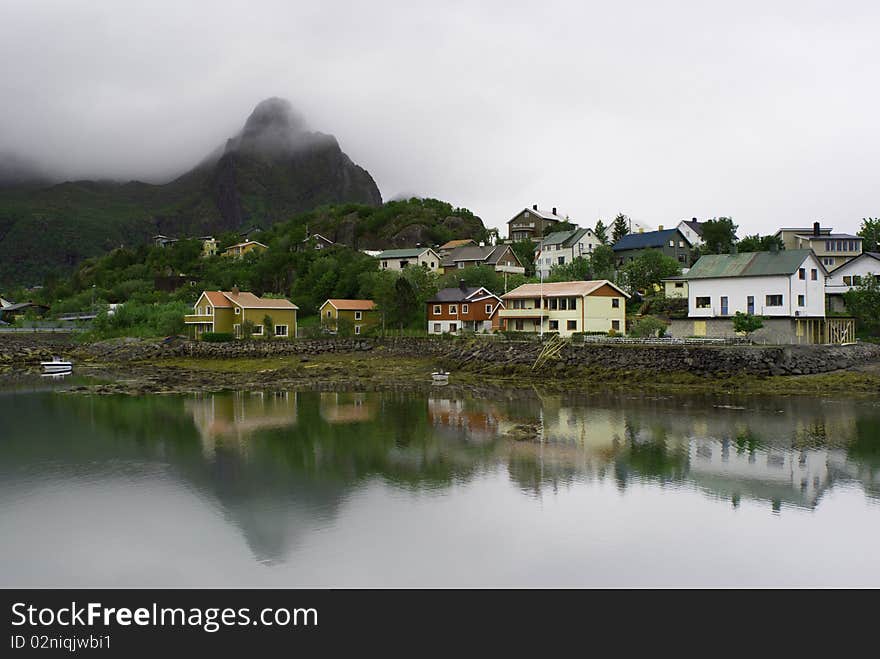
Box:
[3,333,880,396]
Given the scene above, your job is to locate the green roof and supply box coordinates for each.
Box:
[375,248,432,259]
[684,249,816,279]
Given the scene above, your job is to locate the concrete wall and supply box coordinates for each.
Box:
[668,317,831,344]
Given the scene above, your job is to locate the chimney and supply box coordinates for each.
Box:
[552,207,557,215]
[533,204,538,211]
[459,279,467,291]
[813,221,820,237]
[231,285,240,296]
[658,224,664,231]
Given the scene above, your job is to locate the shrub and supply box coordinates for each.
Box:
[629,316,668,338]
[732,312,763,338]
[201,332,235,342]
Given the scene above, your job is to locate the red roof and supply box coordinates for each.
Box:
[203,291,232,308]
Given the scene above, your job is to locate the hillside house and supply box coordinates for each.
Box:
[825,252,880,312]
[534,228,599,278]
[612,227,693,267]
[223,240,268,259]
[319,299,379,335]
[298,233,337,252]
[441,244,525,274]
[507,205,568,241]
[668,249,854,343]
[676,219,705,246]
[427,284,503,334]
[774,223,862,270]
[184,289,298,339]
[498,280,629,337]
[376,247,441,272]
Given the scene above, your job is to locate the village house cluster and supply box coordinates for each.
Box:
[160,204,876,345]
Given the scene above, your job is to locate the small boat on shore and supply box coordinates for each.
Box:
[431,370,449,384]
[41,356,73,374]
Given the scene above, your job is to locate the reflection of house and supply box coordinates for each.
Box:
[223,240,268,259]
[376,247,441,271]
[319,299,379,335]
[319,392,377,424]
[498,280,629,336]
[688,440,834,510]
[824,252,880,313]
[428,398,507,443]
[427,284,504,334]
[184,288,298,339]
[186,391,298,456]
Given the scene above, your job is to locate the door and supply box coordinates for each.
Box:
[747,296,755,314]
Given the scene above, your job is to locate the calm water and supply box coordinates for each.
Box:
[1,378,879,587]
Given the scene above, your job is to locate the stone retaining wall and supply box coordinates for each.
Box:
[71,335,880,378]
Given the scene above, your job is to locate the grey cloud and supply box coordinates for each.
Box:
[1,0,878,233]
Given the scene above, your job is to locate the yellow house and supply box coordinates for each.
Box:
[318,299,379,335]
[222,240,268,259]
[498,280,629,336]
[184,289,298,339]
[663,276,688,298]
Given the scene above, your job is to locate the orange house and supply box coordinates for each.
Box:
[426,283,503,334]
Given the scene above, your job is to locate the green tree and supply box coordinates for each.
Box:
[701,217,739,254]
[594,220,609,245]
[590,245,616,280]
[611,214,630,243]
[548,256,593,282]
[241,319,255,339]
[438,265,502,296]
[263,314,275,339]
[732,312,763,339]
[629,316,667,338]
[844,276,880,335]
[509,240,537,277]
[621,250,682,294]
[858,217,880,252]
[737,234,784,253]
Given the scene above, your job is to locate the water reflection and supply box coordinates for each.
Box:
[1,388,879,584]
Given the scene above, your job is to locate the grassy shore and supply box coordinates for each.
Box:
[152,352,880,396]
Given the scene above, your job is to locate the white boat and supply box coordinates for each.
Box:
[41,356,73,373]
[431,370,449,384]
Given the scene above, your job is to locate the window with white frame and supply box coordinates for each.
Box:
[354,311,362,320]
[274,325,288,337]
[433,305,441,315]
[462,304,468,314]
[695,297,711,308]
[433,323,441,333]
[765,295,783,307]
[253,325,263,335]
[235,307,241,315]
[485,303,492,314]
[449,304,458,314]
[355,325,361,335]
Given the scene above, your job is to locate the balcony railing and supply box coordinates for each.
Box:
[498,308,548,318]
[184,314,214,324]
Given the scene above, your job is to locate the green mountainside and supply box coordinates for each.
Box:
[0,98,386,287]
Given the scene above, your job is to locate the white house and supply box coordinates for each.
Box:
[825,251,880,312]
[534,228,599,278]
[684,249,826,319]
[676,219,705,247]
[375,247,441,272]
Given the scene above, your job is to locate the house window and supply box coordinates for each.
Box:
[235,307,241,315]
[799,268,806,280]
[457,262,465,269]
[355,311,363,320]
[695,297,711,309]
[382,261,388,268]
[462,304,468,314]
[548,298,558,310]
[485,304,492,314]
[843,276,852,286]
[567,320,577,331]
[433,323,441,333]
[569,297,577,309]
[250,325,262,336]
[675,282,684,288]
[433,305,441,315]
[678,241,684,248]
[514,320,524,331]
[430,262,435,268]
[823,257,834,267]
[355,325,361,335]
[853,275,862,286]
[612,320,620,331]
[449,323,457,333]
[798,295,805,307]
[668,240,674,247]
[811,269,817,280]
[549,320,559,330]
[449,304,458,314]
[766,295,783,307]
[612,298,620,308]
[557,256,565,265]
[207,306,213,315]
[326,310,332,317]
[720,296,729,316]
[274,325,288,337]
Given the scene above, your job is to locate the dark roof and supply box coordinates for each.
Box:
[795,233,861,240]
[682,220,704,237]
[612,228,689,251]
[684,249,819,279]
[442,245,521,267]
[428,286,484,303]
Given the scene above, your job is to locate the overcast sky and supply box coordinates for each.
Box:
[1,0,878,235]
